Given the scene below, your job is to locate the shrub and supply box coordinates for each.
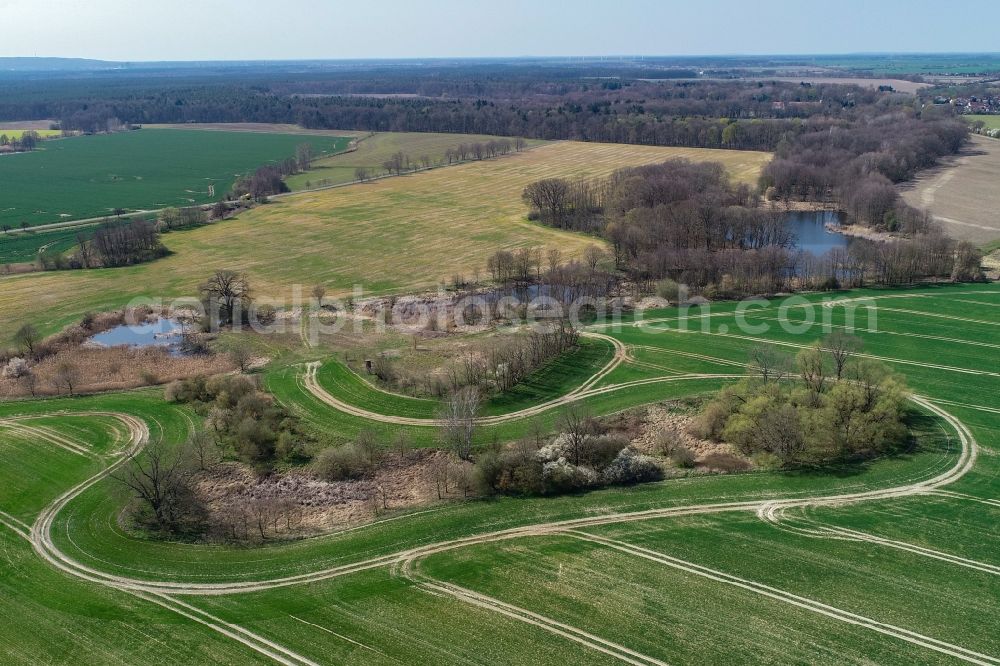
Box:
[541,458,597,494]
[580,434,629,469]
[700,452,750,473]
[750,452,782,471]
[654,428,684,456]
[602,448,664,485]
[655,278,681,302]
[2,357,29,379]
[313,444,371,481]
[669,445,697,468]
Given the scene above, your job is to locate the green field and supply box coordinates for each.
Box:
[967,114,1000,130]
[1,284,998,664]
[0,129,350,229]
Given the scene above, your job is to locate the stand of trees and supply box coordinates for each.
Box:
[39,218,168,270]
[522,159,984,297]
[0,130,41,152]
[693,339,909,467]
[760,109,968,230]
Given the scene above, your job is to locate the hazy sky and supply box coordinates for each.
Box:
[2,0,996,61]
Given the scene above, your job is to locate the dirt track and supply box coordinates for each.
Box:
[2,367,993,663]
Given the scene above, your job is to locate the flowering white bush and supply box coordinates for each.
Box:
[541,457,598,493]
[602,448,664,485]
[2,357,30,379]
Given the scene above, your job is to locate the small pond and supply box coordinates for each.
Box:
[88,318,188,355]
[787,210,849,255]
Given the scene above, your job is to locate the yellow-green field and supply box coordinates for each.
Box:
[966,114,1000,131]
[0,129,62,139]
[0,141,770,342]
[284,131,547,190]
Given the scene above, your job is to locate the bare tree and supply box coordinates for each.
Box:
[439,386,480,460]
[312,283,327,308]
[188,430,219,470]
[295,143,314,172]
[747,344,791,384]
[557,403,592,466]
[51,361,80,396]
[522,179,571,227]
[200,270,252,326]
[113,439,199,532]
[823,332,863,380]
[228,340,255,373]
[14,324,41,358]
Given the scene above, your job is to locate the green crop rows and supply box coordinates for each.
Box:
[0,283,997,664]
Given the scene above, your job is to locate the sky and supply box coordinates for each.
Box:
[1,0,996,61]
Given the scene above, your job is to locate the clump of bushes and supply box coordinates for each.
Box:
[695,338,909,468]
[474,425,663,497]
[166,374,312,470]
[313,429,382,481]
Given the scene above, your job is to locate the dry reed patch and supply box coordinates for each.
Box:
[631,404,741,463]
[0,346,234,398]
[196,449,464,537]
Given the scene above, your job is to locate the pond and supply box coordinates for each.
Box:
[786,210,849,255]
[87,318,188,355]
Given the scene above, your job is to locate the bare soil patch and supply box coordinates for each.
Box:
[900,135,1000,244]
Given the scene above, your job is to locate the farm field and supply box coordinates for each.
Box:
[967,114,1000,131]
[744,76,930,93]
[0,140,770,343]
[0,284,997,664]
[900,134,1000,244]
[0,128,62,139]
[0,129,350,229]
[283,131,547,190]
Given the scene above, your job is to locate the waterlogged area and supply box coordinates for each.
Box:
[786,211,849,255]
[88,318,187,354]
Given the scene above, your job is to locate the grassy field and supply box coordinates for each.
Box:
[0,129,349,230]
[0,284,997,663]
[284,131,547,191]
[0,140,769,344]
[967,114,1000,131]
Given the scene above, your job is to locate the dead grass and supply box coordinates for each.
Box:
[0,346,234,398]
[196,449,466,536]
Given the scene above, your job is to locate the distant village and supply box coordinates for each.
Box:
[933,94,1000,114]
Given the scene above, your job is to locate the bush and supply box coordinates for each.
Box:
[602,448,663,485]
[670,445,697,468]
[541,458,597,494]
[313,444,371,481]
[654,428,684,456]
[700,452,750,473]
[2,357,29,379]
[655,278,681,302]
[579,434,628,468]
[750,451,782,471]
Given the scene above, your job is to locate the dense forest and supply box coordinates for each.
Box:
[0,64,920,152]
